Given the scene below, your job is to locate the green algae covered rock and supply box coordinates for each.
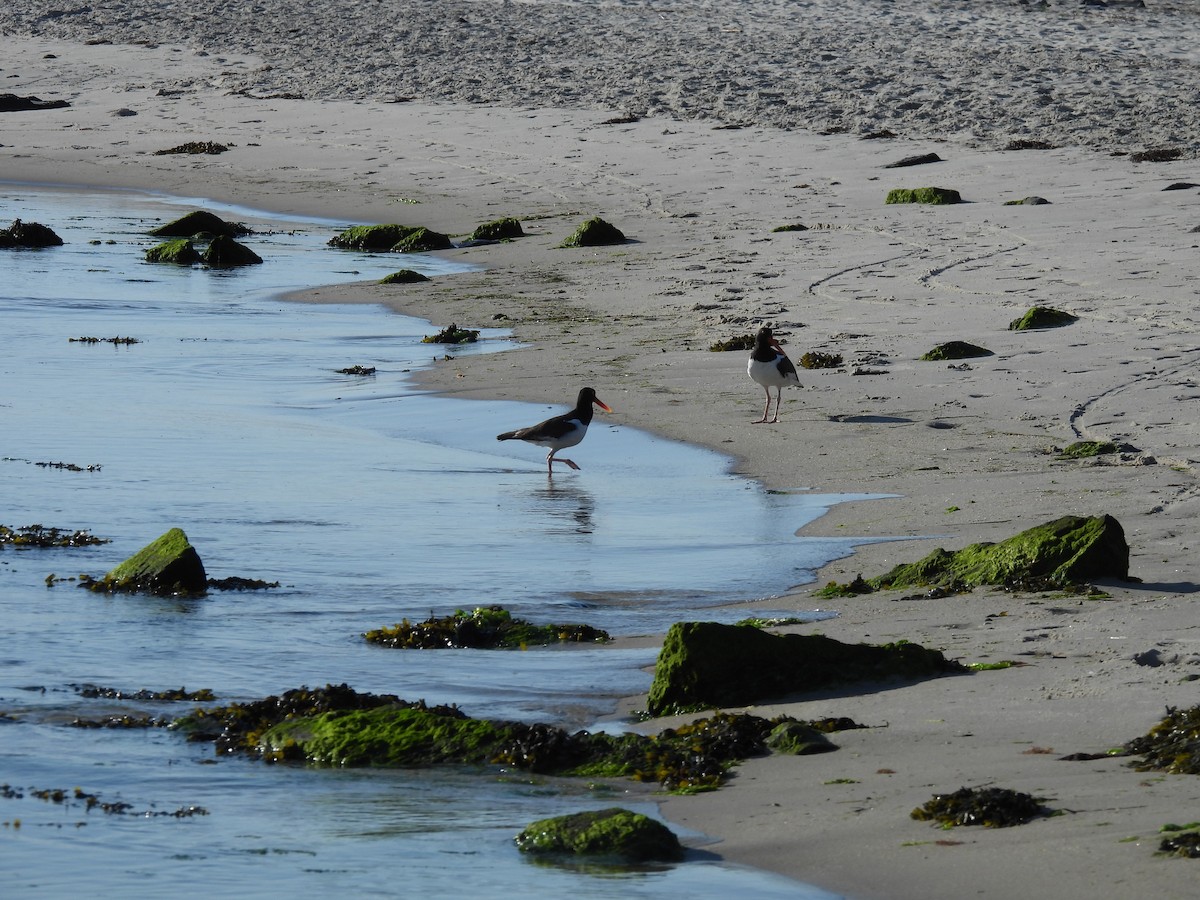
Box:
[1059,440,1118,459]
[515,808,684,862]
[0,218,64,248]
[1009,306,1078,331]
[149,210,250,239]
[645,622,963,717]
[559,217,626,248]
[144,238,202,264]
[470,217,524,241]
[328,224,420,251]
[766,721,836,756]
[379,269,430,285]
[392,226,453,253]
[90,527,207,596]
[920,341,993,361]
[870,514,1129,592]
[202,234,263,267]
[886,187,962,205]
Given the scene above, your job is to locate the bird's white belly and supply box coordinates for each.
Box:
[748,357,796,389]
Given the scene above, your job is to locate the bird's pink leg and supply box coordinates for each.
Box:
[770,388,782,423]
[546,451,581,472]
[753,388,771,424]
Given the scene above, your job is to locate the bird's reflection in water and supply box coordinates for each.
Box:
[531,479,596,535]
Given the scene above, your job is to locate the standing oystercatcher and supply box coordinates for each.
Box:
[748,326,801,423]
[496,387,612,473]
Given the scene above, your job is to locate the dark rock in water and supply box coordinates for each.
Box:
[559,216,627,247]
[1009,306,1077,330]
[150,211,251,238]
[646,621,964,716]
[884,152,942,169]
[470,217,524,241]
[1003,196,1050,206]
[202,235,263,267]
[515,808,683,862]
[0,93,70,112]
[885,187,961,205]
[379,269,430,284]
[329,224,420,251]
[92,528,207,596]
[392,226,453,253]
[0,219,64,248]
[920,341,992,361]
[144,238,202,265]
[1164,182,1200,191]
[869,514,1130,591]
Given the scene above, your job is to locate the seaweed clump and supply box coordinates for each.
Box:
[1124,705,1200,775]
[800,351,843,369]
[1159,829,1200,858]
[911,786,1048,828]
[363,605,610,649]
[0,524,109,547]
[709,334,755,352]
[422,323,479,344]
[153,141,230,155]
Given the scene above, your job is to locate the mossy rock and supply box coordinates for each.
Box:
[771,222,809,233]
[1003,196,1050,206]
[328,224,420,251]
[149,211,250,239]
[1009,306,1077,330]
[1059,440,1118,459]
[920,341,992,361]
[363,605,609,649]
[379,269,430,285]
[514,808,683,862]
[870,514,1129,592]
[885,187,962,205]
[645,622,964,717]
[144,238,201,265]
[766,721,836,755]
[470,217,524,241]
[0,219,64,248]
[90,527,207,596]
[911,786,1047,828]
[559,217,626,248]
[392,227,453,253]
[202,235,263,267]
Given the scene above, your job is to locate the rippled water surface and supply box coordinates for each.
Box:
[0,185,873,898]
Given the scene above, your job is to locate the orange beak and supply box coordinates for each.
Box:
[593,397,613,413]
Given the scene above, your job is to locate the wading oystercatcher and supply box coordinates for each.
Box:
[748,326,801,423]
[496,387,612,473]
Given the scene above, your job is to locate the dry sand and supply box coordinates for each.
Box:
[4,1,1200,896]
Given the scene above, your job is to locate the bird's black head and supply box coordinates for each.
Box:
[578,387,613,413]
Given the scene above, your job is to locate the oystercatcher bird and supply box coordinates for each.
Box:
[496,387,612,473]
[748,326,801,423]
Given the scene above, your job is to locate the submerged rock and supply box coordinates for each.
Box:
[1009,306,1077,330]
[202,234,263,267]
[514,808,683,862]
[645,622,963,716]
[885,187,962,205]
[144,238,202,265]
[421,323,479,344]
[85,527,207,596]
[363,605,609,649]
[0,219,64,248]
[329,223,419,251]
[149,210,251,239]
[559,217,626,248]
[870,514,1129,591]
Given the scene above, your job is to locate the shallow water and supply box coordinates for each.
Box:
[0,185,872,897]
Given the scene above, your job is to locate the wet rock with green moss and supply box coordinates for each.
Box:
[379,269,430,285]
[766,721,837,755]
[82,527,207,596]
[471,217,524,241]
[363,605,609,649]
[392,226,453,253]
[515,808,683,862]
[885,187,962,205]
[145,238,202,265]
[149,210,251,239]
[868,514,1129,592]
[920,341,992,361]
[1009,306,1077,330]
[645,622,964,717]
[559,217,626,248]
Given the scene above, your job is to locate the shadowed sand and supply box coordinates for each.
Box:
[4,2,1200,896]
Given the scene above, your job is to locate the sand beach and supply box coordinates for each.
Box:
[4,1,1200,896]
